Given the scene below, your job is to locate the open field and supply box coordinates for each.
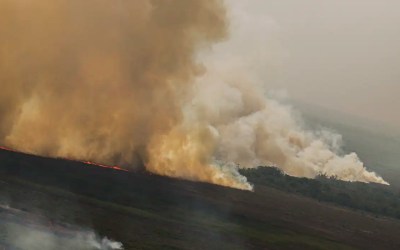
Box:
[1,149,400,249]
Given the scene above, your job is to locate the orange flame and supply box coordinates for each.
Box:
[81,161,128,172]
[0,145,128,172]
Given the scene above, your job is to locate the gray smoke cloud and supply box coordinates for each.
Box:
[180,0,388,186]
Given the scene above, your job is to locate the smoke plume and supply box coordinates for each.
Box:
[6,225,123,250]
[1,203,123,250]
[0,0,387,190]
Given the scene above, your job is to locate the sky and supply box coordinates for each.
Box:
[224,0,400,131]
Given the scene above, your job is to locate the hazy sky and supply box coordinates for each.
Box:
[224,0,400,130]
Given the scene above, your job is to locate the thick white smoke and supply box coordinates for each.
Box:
[181,0,388,186]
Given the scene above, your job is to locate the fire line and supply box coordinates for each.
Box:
[0,145,128,172]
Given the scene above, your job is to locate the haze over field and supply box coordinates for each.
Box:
[225,0,400,132]
[0,0,393,189]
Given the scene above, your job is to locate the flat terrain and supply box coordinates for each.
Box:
[1,149,400,249]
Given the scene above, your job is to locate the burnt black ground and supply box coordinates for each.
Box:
[1,149,400,250]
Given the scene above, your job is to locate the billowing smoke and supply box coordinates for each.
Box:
[0,0,387,190]
[188,69,388,185]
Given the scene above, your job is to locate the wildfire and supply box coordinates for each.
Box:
[0,145,128,172]
[0,146,19,153]
[82,161,128,172]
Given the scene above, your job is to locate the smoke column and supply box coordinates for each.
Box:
[0,0,387,190]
